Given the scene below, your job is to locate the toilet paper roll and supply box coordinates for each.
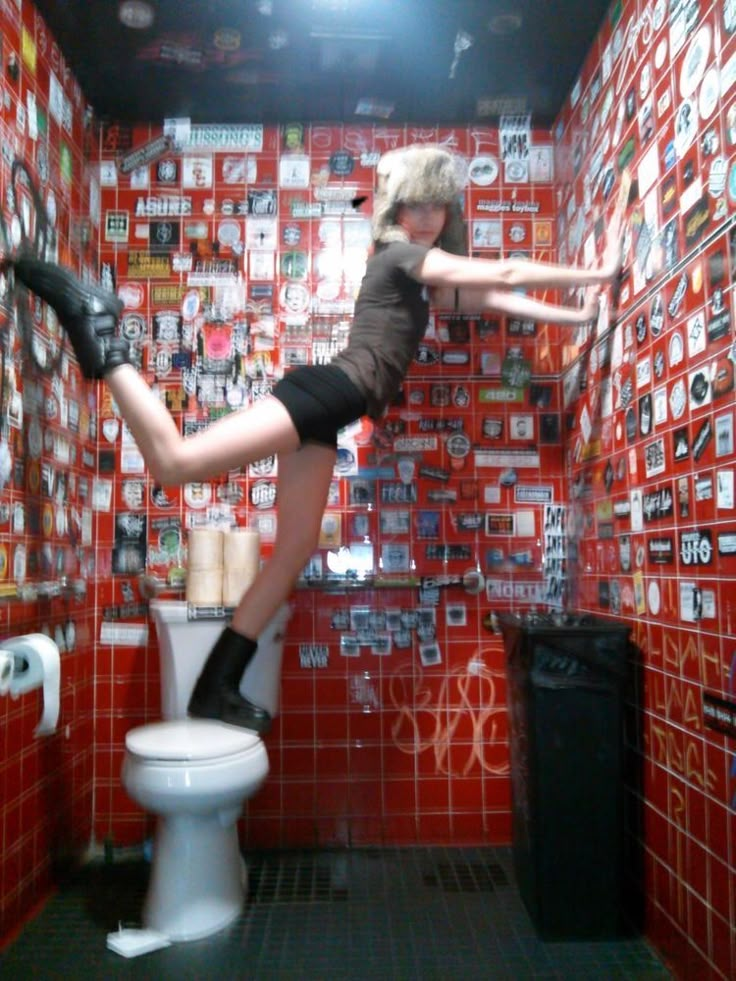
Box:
[186,568,223,606]
[187,529,224,570]
[222,567,258,608]
[0,651,13,694]
[4,633,60,736]
[223,528,260,572]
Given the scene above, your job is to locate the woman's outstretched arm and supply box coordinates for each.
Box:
[442,285,601,325]
[417,237,619,292]
[420,170,630,294]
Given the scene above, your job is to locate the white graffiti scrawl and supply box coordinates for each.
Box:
[389,652,510,776]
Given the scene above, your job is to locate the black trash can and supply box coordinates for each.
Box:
[498,612,631,940]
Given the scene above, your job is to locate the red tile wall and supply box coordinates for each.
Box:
[0,1,100,946]
[93,120,567,856]
[556,2,735,978]
[3,3,732,978]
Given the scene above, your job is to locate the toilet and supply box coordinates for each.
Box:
[121,599,289,942]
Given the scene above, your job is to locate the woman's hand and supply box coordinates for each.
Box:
[579,286,601,322]
[598,169,631,281]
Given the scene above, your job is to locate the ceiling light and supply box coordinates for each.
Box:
[118,1,155,30]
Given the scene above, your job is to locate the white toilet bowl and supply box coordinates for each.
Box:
[120,600,289,942]
[122,720,269,941]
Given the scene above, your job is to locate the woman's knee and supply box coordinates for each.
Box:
[147,442,191,486]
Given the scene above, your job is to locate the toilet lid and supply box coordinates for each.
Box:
[125,719,261,761]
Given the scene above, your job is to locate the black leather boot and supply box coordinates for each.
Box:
[12,252,129,379]
[188,626,272,734]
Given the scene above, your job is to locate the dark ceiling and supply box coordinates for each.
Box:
[33,0,612,127]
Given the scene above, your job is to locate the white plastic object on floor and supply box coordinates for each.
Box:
[106,926,172,958]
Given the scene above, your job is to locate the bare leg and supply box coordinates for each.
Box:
[231,442,337,638]
[105,364,300,484]
[188,443,337,730]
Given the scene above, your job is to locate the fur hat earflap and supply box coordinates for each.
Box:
[372,145,469,255]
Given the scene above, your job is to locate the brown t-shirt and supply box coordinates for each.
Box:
[332,241,430,418]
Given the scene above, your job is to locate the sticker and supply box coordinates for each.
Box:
[698,65,720,120]
[674,99,698,158]
[689,368,711,407]
[217,219,241,247]
[505,160,528,182]
[669,378,687,419]
[708,157,727,198]
[680,25,711,99]
[468,156,498,186]
[279,282,310,314]
[329,151,354,176]
[184,483,212,509]
[668,331,684,367]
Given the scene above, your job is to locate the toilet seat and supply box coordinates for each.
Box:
[126,719,261,763]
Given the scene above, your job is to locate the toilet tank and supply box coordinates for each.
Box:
[149,599,290,721]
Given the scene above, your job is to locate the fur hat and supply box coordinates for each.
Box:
[371,145,468,255]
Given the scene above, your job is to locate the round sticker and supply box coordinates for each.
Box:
[670,378,687,419]
[27,416,42,458]
[27,461,40,493]
[184,482,212,509]
[217,219,241,247]
[181,290,200,321]
[505,160,527,182]
[648,580,661,615]
[690,370,709,404]
[282,224,301,246]
[674,99,697,157]
[712,359,734,399]
[698,65,720,121]
[669,331,684,367]
[654,349,665,378]
[46,190,57,227]
[445,432,471,458]
[205,329,231,359]
[680,25,711,99]
[13,543,25,581]
[509,223,526,243]
[121,313,146,341]
[279,282,310,313]
[650,293,664,337]
[654,39,668,69]
[335,447,355,474]
[329,152,354,177]
[468,156,498,186]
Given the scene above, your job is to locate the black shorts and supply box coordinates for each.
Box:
[271,364,368,448]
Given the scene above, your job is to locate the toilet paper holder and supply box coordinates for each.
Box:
[0,633,61,735]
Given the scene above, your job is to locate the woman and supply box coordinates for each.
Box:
[8,145,627,732]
